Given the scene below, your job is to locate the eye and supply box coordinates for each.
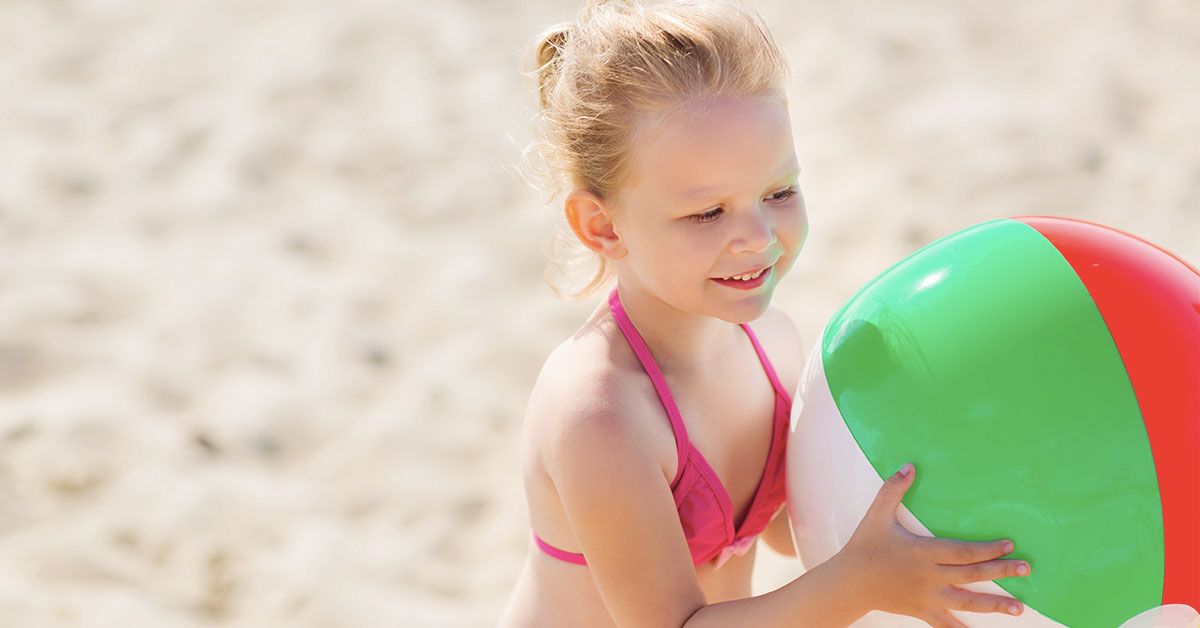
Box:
[688,187,798,224]
[770,187,798,203]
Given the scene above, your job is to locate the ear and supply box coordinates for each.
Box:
[564,189,628,260]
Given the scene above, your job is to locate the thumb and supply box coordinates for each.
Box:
[867,462,914,523]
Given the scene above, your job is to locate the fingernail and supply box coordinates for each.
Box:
[1003,540,1014,553]
[1017,562,1029,576]
[1009,604,1022,615]
[898,463,912,477]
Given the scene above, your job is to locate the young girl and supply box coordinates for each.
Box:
[500,1,1031,626]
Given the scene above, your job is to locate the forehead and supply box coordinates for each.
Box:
[627,96,796,199]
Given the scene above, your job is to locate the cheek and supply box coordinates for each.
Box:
[648,231,723,283]
[775,205,809,245]
[632,225,706,272]
[668,225,725,256]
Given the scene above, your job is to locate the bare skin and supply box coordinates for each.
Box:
[499,95,1030,628]
[499,299,807,628]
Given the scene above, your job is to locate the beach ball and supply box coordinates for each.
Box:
[785,216,1200,627]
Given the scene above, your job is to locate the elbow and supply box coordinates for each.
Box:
[766,537,798,557]
[679,603,706,628]
[760,525,798,557]
[761,506,798,557]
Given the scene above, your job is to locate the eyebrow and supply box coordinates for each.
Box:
[682,166,801,199]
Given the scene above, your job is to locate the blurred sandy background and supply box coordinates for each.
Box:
[0,0,1195,626]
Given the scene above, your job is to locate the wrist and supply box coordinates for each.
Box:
[824,551,874,622]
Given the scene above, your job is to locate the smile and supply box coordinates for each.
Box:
[711,264,774,290]
[716,265,769,281]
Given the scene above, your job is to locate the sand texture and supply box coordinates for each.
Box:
[0,0,1196,626]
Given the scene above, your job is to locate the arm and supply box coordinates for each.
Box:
[547,400,868,628]
[760,505,797,557]
[685,554,867,627]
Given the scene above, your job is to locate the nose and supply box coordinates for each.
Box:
[730,205,776,255]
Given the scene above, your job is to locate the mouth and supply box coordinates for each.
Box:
[712,263,773,282]
[710,263,774,290]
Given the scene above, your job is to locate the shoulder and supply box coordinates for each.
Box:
[524,334,664,486]
[524,339,707,627]
[748,303,807,400]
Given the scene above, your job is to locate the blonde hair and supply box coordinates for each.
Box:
[518,0,791,301]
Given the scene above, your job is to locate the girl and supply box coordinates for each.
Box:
[500,1,1031,626]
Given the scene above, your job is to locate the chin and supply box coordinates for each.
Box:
[718,292,773,323]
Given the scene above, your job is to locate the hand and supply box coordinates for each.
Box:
[835,462,1032,628]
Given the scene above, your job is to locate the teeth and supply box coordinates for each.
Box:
[722,267,766,281]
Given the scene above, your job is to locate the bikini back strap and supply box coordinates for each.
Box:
[532,532,588,565]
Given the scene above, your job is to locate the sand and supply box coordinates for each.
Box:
[0,0,1195,625]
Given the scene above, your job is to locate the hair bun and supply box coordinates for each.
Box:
[535,24,571,109]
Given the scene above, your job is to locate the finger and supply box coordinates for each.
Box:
[938,558,1031,584]
[866,462,914,524]
[922,608,968,628]
[923,536,1014,565]
[940,585,1025,617]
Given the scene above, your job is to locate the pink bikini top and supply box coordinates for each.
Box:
[532,286,792,568]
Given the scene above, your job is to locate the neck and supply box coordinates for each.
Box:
[612,281,740,379]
